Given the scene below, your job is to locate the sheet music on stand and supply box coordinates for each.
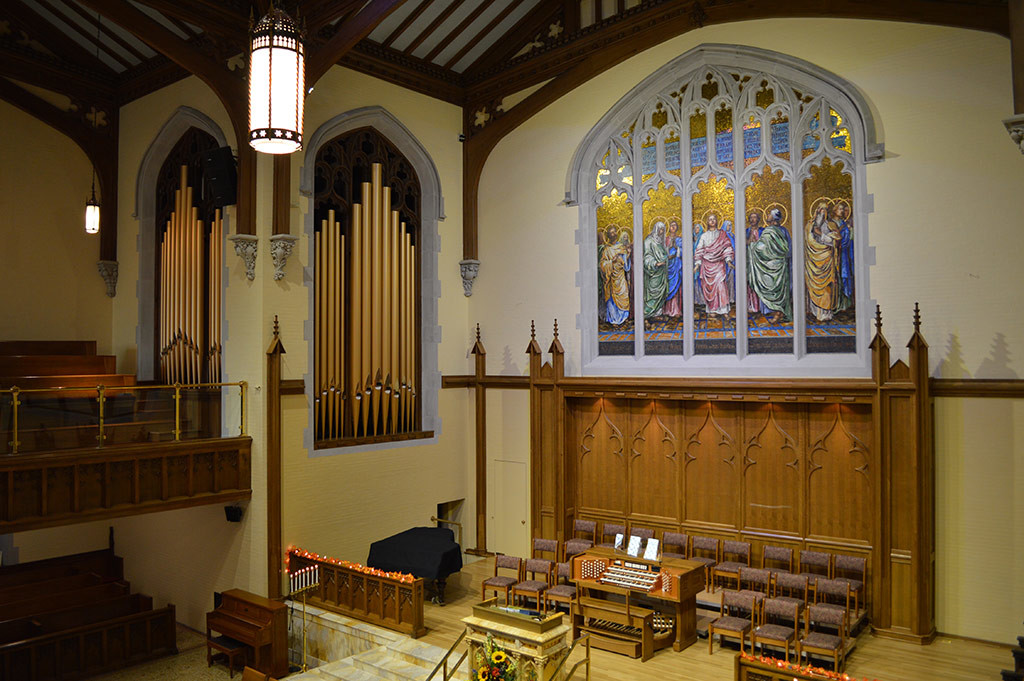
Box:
[613,533,624,551]
[626,535,642,557]
[643,538,660,561]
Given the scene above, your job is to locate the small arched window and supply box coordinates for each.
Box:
[569,45,882,375]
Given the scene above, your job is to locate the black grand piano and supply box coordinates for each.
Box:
[367,526,463,605]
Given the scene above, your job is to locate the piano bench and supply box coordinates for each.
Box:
[207,634,248,678]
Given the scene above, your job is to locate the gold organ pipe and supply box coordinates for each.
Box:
[326,211,335,439]
[390,212,400,431]
[350,203,362,437]
[315,225,324,439]
[330,211,340,440]
[370,165,382,435]
[409,235,417,430]
[380,185,392,433]
[360,181,372,438]
[337,231,346,440]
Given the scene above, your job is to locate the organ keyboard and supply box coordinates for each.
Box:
[571,547,704,658]
[206,589,288,678]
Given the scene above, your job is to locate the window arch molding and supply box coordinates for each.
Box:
[300,106,444,454]
[566,44,883,377]
[135,106,229,382]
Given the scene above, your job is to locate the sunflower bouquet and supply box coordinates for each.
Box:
[473,635,518,681]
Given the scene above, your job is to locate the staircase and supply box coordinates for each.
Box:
[288,638,469,681]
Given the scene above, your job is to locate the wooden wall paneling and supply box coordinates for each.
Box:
[682,401,741,531]
[741,402,802,537]
[576,397,629,519]
[805,403,873,544]
[627,399,680,528]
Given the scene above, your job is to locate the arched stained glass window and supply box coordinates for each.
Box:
[569,45,883,375]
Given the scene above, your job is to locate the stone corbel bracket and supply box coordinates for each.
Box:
[1004,114,1024,154]
[97,260,118,298]
[228,234,259,281]
[269,234,299,281]
[460,258,480,297]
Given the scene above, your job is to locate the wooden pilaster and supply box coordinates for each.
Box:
[471,324,488,553]
[265,316,285,599]
[1011,0,1024,113]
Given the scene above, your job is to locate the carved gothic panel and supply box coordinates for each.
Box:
[806,404,872,542]
[683,402,741,529]
[628,400,680,523]
[742,403,802,535]
[577,397,628,515]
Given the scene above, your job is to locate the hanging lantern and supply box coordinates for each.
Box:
[85,181,100,234]
[248,6,304,154]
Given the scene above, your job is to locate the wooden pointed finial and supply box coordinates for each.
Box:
[553,318,559,339]
[913,302,921,332]
[531,320,536,341]
[475,323,481,342]
[273,314,280,338]
[874,304,882,334]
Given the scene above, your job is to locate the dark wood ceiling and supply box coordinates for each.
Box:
[0,0,1011,114]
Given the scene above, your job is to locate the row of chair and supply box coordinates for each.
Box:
[709,591,850,671]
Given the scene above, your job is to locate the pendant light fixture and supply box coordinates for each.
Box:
[248,4,305,154]
[85,11,102,234]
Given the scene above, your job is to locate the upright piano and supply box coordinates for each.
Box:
[206,589,288,678]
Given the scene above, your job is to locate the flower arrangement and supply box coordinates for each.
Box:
[739,652,880,681]
[473,635,517,681]
[287,547,416,583]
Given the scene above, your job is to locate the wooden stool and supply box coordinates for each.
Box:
[207,634,248,678]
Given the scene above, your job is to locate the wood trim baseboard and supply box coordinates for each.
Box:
[930,378,1024,398]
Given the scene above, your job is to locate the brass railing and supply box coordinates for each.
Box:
[549,633,591,681]
[423,629,467,681]
[1,381,247,455]
[430,515,463,547]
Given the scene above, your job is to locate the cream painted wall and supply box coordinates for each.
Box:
[470,20,1024,643]
[0,101,113,350]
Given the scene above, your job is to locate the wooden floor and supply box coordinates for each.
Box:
[419,556,1010,681]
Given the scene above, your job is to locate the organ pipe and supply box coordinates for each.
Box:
[315,162,417,441]
[159,165,221,385]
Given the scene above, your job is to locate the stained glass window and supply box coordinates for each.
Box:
[584,51,866,364]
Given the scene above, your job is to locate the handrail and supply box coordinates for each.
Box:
[2,381,247,455]
[549,633,591,681]
[431,515,463,547]
[423,629,466,681]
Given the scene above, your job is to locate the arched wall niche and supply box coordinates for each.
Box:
[134,106,229,381]
[300,106,444,455]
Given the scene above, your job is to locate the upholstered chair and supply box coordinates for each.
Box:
[708,590,758,654]
[482,554,522,604]
[511,558,554,612]
[797,604,848,671]
[753,597,802,663]
[712,540,751,591]
[661,532,689,560]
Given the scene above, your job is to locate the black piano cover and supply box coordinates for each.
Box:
[366,526,463,580]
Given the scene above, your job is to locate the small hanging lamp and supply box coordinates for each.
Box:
[85,179,100,234]
[248,5,305,154]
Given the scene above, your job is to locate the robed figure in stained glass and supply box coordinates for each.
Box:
[833,201,854,311]
[805,200,840,321]
[599,226,632,325]
[693,213,734,316]
[663,219,684,316]
[747,207,792,323]
[643,220,669,316]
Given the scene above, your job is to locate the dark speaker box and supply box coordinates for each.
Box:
[224,505,244,522]
[203,146,237,208]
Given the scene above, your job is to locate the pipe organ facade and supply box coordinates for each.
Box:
[158,164,223,384]
[315,162,418,443]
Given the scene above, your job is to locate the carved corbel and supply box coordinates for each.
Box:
[459,258,480,297]
[228,234,259,281]
[1004,114,1024,154]
[269,234,299,281]
[97,260,118,297]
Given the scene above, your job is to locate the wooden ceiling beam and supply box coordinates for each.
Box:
[422,0,495,63]
[61,0,152,63]
[306,0,407,85]
[443,0,529,70]
[382,0,435,48]
[0,45,116,104]
[342,40,463,104]
[35,0,134,71]
[460,0,560,77]
[2,1,112,74]
[128,0,246,42]
[304,0,363,36]
[403,0,466,54]
[115,54,190,105]
[0,76,119,261]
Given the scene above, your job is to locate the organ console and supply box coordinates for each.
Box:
[571,547,704,661]
[206,589,288,678]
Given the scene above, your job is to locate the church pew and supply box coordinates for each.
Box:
[0,355,116,377]
[0,582,130,621]
[0,341,96,356]
[0,548,122,588]
[0,572,110,605]
[0,604,177,681]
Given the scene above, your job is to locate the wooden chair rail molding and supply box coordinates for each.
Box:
[440,306,1021,645]
[0,436,252,534]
